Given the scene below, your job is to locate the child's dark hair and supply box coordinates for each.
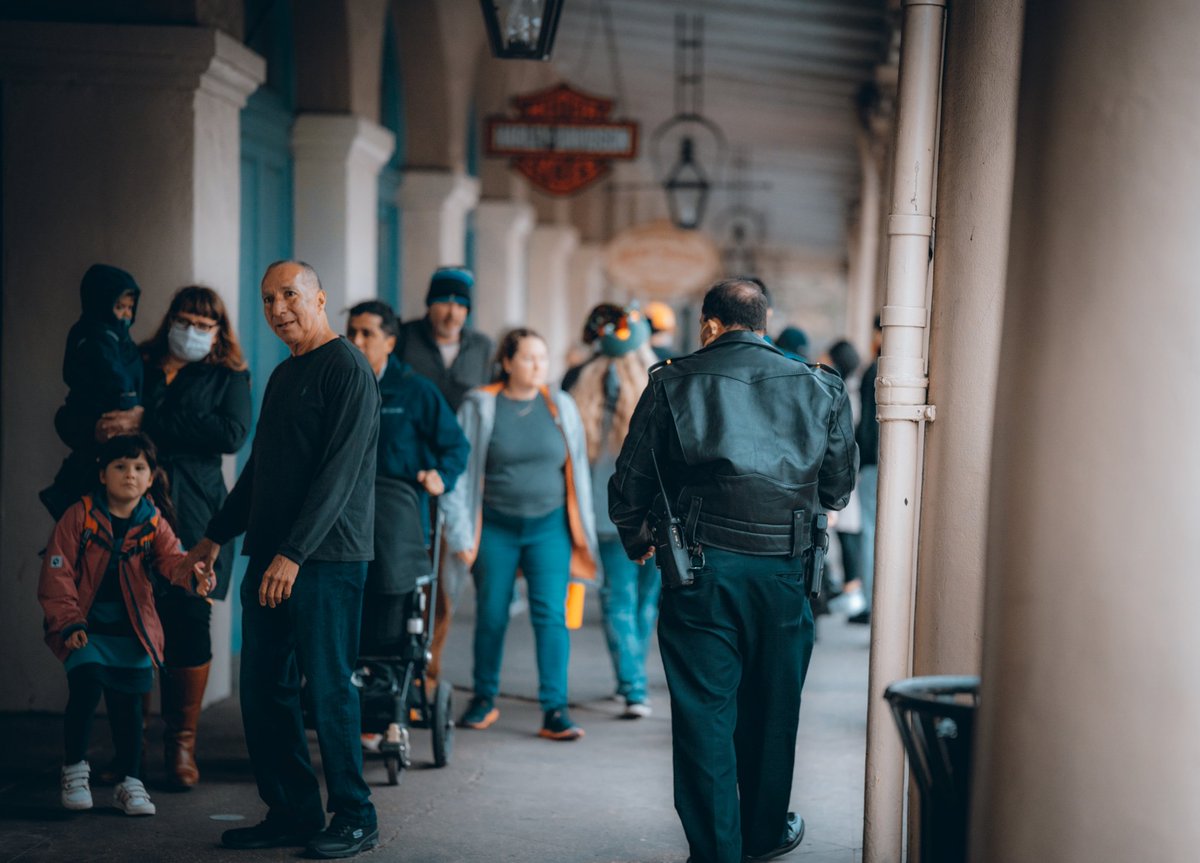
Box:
[96,433,179,529]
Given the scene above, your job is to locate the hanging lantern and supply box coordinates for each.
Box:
[663,137,711,231]
[478,0,565,61]
[650,15,725,231]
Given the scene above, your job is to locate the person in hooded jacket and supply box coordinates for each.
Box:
[41,264,145,520]
[139,286,252,790]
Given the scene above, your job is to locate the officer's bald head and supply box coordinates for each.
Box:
[701,279,768,332]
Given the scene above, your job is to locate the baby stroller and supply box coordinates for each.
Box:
[358,477,454,784]
[306,477,455,785]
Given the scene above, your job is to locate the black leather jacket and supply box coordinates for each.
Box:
[609,330,858,558]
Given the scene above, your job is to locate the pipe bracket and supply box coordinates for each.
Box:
[880,305,927,328]
[876,404,936,422]
[887,214,934,237]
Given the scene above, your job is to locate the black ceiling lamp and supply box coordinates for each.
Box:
[479,0,566,61]
[664,137,709,231]
[651,15,726,231]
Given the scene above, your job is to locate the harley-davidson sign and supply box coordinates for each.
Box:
[485,83,638,196]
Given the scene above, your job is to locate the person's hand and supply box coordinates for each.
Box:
[65,630,88,650]
[94,406,144,442]
[454,549,473,565]
[175,538,219,590]
[827,510,839,529]
[417,469,445,497]
[192,561,216,597]
[259,555,300,608]
[634,547,656,565]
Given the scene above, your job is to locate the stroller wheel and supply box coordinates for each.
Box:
[382,724,409,786]
[432,682,454,767]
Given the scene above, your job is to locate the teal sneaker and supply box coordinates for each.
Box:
[460,696,499,729]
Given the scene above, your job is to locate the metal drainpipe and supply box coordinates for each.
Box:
[862,2,947,863]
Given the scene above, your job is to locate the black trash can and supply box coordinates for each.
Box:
[884,675,980,863]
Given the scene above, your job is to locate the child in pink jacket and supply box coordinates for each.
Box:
[38,433,208,815]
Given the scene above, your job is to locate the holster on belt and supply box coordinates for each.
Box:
[806,512,829,598]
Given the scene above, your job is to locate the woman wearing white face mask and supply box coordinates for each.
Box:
[138,286,251,790]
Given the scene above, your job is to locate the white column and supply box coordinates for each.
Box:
[0,22,263,710]
[292,114,395,332]
[973,1,1200,861]
[527,224,580,382]
[399,170,480,322]
[472,199,535,343]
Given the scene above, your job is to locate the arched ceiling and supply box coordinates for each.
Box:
[547,0,891,256]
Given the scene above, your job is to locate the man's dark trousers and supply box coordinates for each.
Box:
[240,559,375,830]
[658,547,815,863]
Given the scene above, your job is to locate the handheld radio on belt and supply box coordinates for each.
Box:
[650,449,696,589]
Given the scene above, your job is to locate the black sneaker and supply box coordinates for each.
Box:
[460,696,499,729]
[222,819,321,849]
[305,817,379,859]
[539,707,584,740]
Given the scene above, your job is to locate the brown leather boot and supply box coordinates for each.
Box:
[161,662,209,790]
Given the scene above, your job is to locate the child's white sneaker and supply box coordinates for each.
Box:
[114,776,155,816]
[61,760,92,810]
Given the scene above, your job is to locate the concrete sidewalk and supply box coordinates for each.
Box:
[0,588,869,863]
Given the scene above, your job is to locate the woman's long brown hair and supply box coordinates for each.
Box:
[141,285,247,371]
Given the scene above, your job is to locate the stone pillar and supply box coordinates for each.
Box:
[472,199,535,343]
[913,0,1024,677]
[972,1,1200,861]
[0,22,263,710]
[292,114,395,332]
[527,224,580,382]
[399,170,480,322]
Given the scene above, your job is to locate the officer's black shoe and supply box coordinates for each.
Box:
[744,812,805,862]
[304,816,379,859]
[222,818,322,850]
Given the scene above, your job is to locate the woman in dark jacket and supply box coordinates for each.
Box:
[140,286,250,790]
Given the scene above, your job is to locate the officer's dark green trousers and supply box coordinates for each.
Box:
[658,546,815,863]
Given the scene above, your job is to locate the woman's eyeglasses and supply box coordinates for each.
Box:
[172,314,219,334]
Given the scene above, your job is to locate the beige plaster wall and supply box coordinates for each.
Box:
[973,0,1200,859]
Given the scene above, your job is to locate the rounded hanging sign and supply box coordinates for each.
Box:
[605,220,722,299]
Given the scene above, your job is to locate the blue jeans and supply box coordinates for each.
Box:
[240,559,374,829]
[472,507,572,711]
[859,464,879,611]
[598,538,660,702]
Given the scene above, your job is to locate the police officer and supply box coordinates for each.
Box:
[609,279,858,863]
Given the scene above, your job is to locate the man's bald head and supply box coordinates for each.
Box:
[262,259,322,294]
